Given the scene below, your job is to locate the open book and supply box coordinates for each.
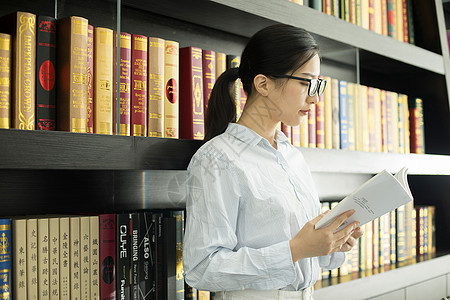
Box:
[315,167,413,231]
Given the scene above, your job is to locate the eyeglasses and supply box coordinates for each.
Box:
[270,74,327,97]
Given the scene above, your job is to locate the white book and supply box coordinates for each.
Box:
[315,167,413,231]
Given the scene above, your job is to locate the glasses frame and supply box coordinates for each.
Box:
[269,74,327,97]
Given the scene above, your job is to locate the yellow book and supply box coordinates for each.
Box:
[380,90,388,153]
[13,219,27,299]
[359,85,370,152]
[59,217,70,300]
[290,0,304,4]
[215,52,226,80]
[411,208,416,258]
[354,84,362,151]
[80,217,90,300]
[300,117,308,147]
[198,290,210,300]
[373,88,382,153]
[94,27,113,135]
[148,37,165,137]
[164,40,179,138]
[292,125,301,147]
[323,76,333,149]
[330,202,339,277]
[27,218,38,300]
[0,33,11,129]
[361,0,369,30]
[374,0,382,34]
[70,217,81,300]
[365,221,373,270]
[403,94,410,154]
[395,0,404,42]
[49,218,59,300]
[347,82,355,151]
[331,78,340,149]
[89,216,100,300]
[38,218,50,300]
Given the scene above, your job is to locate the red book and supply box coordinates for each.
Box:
[202,49,215,111]
[99,214,116,300]
[402,0,409,43]
[316,93,325,148]
[114,32,131,136]
[87,25,94,133]
[409,98,425,154]
[368,0,375,32]
[180,47,204,140]
[131,34,148,136]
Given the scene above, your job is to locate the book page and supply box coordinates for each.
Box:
[315,167,413,232]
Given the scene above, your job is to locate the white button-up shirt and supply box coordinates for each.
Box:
[183,122,345,291]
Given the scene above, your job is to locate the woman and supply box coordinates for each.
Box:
[183,24,364,300]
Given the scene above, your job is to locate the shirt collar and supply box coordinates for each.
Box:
[225,123,291,148]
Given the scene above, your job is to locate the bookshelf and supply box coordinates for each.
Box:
[0,0,449,299]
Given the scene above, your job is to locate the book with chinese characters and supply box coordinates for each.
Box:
[315,167,413,231]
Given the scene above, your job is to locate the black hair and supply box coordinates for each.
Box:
[204,24,320,142]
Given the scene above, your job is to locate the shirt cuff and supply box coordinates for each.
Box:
[318,252,346,270]
[263,240,297,288]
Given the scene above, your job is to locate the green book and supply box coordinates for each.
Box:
[309,0,322,11]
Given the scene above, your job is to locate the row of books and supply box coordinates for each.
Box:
[279,79,425,154]
[0,211,185,300]
[319,203,436,280]
[304,0,415,44]
[0,11,243,140]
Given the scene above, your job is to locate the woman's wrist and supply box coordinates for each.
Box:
[289,239,304,263]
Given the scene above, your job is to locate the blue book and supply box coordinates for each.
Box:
[339,80,349,150]
[0,218,12,300]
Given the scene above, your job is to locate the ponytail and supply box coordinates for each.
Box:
[204,67,239,142]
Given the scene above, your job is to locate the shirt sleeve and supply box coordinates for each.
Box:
[318,252,346,270]
[183,152,297,291]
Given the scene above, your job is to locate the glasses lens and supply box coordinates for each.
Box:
[309,79,319,97]
[318,80,327,96]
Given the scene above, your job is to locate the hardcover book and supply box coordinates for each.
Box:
[0,219,11,300]
[0,33,11,129]
[148,37,165,138]
[89,215,100,300]
[49,218,60,300]
[323,76,332,149]
[80,216,91,300]
[36,15,56,131]
[87,25,94,133]
[347,82,355,151]
[12,219,27,299]
[60,217,70,300]
[131,34,148,136]
[114,32,131,136]
[116,213,131,300]
[70,217,81,300]
[202,49,215,111]
[331,78,340,149]
[164,40,179,139]
[38,218,50,300]
[339,80,348,150]
[99,214,116,300]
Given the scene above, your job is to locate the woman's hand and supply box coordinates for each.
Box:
[289,210,363,263]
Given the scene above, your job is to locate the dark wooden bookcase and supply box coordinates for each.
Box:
[0,0,449,299]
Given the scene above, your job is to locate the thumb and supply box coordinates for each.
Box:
[310,210,329,225]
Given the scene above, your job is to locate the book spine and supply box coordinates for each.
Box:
[367,87,376,152]
[130,213,139,300]
[423,207,428,255]
[397,94,405,153]
[360,85,370,152]
[139,212,154,300]
[87,25,94,133]
[36,15,56,131]
[185,285,197,300]
[226,55,242,120]
[361,0,369,30]
[340,0,350,21]
[332,0,340,17]
[387,0,395,37]
[131,34,148,136]
[27,218,38,299]
[323,0,332,15]
[349,0,356,24]
[70,217,81,300]
[171,211,185,300]
[180,47,205,140]
[0,219,11,300]
[310,0,322,11]
[215,52,226,80]
[116,214,131,300]
[372,219,379,268]
[48,218,59,300]
[355,0,362,26]
[56,16,88,132]
[390,210,396,264]
[308,105,316,148]
[409,98,425,153]
[396,205,406,262]
[148,37,165,138]
[365,221,373,270]
[385,91,393,152]
[411,207,416,258]
[163,217,177,300]
[152,213,162,300]
[331,78,340,149]
[395,0,404,42]
[299,119,308,147]
[402,0,408,43]
[428,206,436,254]
[155,214,164,299]
[374,88,382,153]
[117,32,131,136]
[99,214,116,300]
[202,49,215,112]
[59,217,70,300]
[347,82,355,150]
[316,93,325,148]
[13,219,27,299]
[94,27,113,135]
[381,0,388,36]
[80,217,91,300]
[406,0,415,44]
[339,80,348,150]
[416,207,424,256]
[164,40,179,138]
[198,291,210,300]
[368,0,375,32]
[323,76,332,149]
[89,215,100,300]
[374,0,382,34]
[354,84,361,151]
[380,90,388,152]
[403,95,410,154]
[292,125,300,147]
[0,33,12,129]
[37,218,50,300]
[391,92,400,153]
[378,218,383,267]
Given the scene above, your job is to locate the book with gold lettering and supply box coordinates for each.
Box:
[409,98,425,153]
[215,52,226,81]
[164,40,179,139]
[94,27,113,135]
[131,34,148,136]
[114,32,131,136]
[12,219,27,299]
[0,219,11,300]
[0,33,11,129]
[36,15,56,131]
[180,46,204,140]
[70,217,81,299]
[0,11,36,130]
[57,16,88,132]
[148,37,165,137]
[87,24,94,133]
[37,218,50,300]
[202,49,215,111]
[402,94,410,154]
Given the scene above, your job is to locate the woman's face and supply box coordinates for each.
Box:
[270,54,321,127]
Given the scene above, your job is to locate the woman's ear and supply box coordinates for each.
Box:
[253,74,270,97]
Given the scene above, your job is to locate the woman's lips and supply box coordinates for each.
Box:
[300,109,311,115]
